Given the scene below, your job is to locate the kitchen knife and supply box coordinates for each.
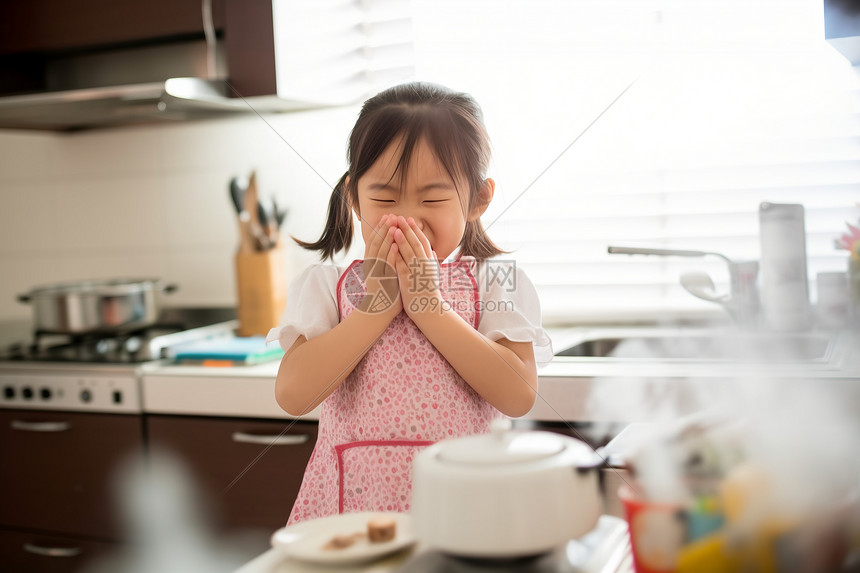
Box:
[257,199,281,249]
[272,198,288,229]
[244,172,271,251]
[230,176,256,254]
[229,176,247,215]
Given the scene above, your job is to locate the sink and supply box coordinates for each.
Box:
[554,332,836,363]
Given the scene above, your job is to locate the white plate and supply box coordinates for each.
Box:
[270,512,415,565]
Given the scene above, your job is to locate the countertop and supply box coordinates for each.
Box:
[232,515,634,573]
[139,325,860,423]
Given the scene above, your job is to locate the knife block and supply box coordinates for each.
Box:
[235,246,287,337]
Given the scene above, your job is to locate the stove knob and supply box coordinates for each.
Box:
[40,387,52,400]
[124,336,142,355]
[3,386,14,399]
[22,387,34,400]
[80,389,92,403]
[95,339,117,355]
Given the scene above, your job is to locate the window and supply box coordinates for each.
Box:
[272,0,413,103]
[411,0,860,324]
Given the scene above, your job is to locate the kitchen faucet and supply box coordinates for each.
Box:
[608,246,760,329]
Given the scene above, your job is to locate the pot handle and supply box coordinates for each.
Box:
[575,450,614,502]
[17,294,31,304]
[574,450,607,475]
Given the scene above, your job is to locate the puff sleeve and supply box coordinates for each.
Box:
[474,260,554,368]
[265,264,342,352]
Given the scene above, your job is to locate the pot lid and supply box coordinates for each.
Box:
[26,279,161,296]
[437,420,567,466]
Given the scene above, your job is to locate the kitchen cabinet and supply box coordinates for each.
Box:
[0,409,143,572]
[0,0,226,55]
[0,410,143,539]
[145,415,317,538]
[0,0,276,98]
[0,409,317,570]
[0,529,116,573]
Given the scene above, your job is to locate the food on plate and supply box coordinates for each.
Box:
[367,516,397,543]
[322,532,366,550]
[321,515,398,550]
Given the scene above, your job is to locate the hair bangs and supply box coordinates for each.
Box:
[297,81,506,261]
[358,106,475,212]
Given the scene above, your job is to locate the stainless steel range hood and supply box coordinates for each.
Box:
[0,0,414,133]
[0,39,355,132]
[0,77,329,132]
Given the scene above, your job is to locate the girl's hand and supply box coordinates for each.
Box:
[359,214,402,317]
[391,216,444,320]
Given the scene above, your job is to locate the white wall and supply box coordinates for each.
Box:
[0,106,364,320]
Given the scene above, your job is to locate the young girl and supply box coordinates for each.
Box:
[267,82,553,524]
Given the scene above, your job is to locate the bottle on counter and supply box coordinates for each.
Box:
[758,202,811,331]
[816,271,850,330]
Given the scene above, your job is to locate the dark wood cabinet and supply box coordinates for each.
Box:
[0,409,142,573]
[0,409,316,571]
[0,410,143,540]
[0,0,276,98]
[145,415,317,535]
[0,528,116,573]
[0,0,226,55]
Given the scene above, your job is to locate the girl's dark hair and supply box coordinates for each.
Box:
[293,81,506,261]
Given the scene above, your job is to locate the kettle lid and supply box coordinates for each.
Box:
[437,419,566,466]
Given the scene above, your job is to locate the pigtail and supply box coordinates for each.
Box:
[460,218,507,260]
[291,173,354,261]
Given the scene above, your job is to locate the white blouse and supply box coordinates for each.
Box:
[266,258,554,368]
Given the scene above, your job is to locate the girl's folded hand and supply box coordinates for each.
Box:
[359,214,402,317]
[391,216,443,320]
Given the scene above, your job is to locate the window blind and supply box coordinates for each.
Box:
[271,0,414,104]
[410,0,860,324]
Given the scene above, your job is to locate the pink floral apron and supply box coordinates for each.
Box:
[287,256,501,524]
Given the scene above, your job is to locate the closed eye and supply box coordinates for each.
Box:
[372,199,396,203]
[424,199,449,203]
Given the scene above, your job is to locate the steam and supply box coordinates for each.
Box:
[83,449,261,573]
[585,323,860,546]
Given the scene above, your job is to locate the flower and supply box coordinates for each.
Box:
[835,207,860,261]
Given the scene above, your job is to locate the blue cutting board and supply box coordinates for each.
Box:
[171,336,284,365]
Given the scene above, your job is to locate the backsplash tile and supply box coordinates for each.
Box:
[52,125,164,179]
[58,251,168,283]
[158,116,266,174]
[162,170,238,248]
[0,181,60,254]
[165,248,235,307]
[1,256,73,319]
[0,107,357,321]
[0,130,60,183]
[52,177,169,251]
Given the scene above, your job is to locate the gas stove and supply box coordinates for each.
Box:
[0,307,238,414]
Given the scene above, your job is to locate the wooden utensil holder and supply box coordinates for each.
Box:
[235,246,287,337]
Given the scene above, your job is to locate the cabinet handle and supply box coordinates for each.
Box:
[23,543,82,557]
[231,432,309,446]
[11,420,71,432]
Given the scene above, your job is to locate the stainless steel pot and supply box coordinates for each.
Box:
[17,279,178,334]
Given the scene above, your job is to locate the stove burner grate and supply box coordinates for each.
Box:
[6,322,189,363]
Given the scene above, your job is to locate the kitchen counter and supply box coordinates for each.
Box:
[139,359,308,419]
[232,516,634,573]
[140,326,860,423]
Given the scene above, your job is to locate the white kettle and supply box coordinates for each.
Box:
[411,420,604,558]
